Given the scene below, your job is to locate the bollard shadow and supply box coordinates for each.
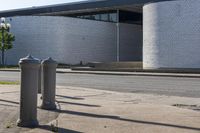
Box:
[55,109,200,132]
[56,95,84,100]
[193,109,200,111]
[0,99,19,105]
[56,100,101,108]
[38,125,83,133]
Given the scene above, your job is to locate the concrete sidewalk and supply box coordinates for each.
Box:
[0,85,199,133]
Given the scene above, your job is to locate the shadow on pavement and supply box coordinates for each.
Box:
[38,125,83,133]
[56,100,101,107]
[56,95,84,100]
[56,109,200,132]
[0,99,19,104]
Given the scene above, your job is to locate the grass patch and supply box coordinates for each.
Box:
[0,81,19,85]
[0,65,19,69]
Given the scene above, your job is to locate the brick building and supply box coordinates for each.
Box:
[0,0,199,69]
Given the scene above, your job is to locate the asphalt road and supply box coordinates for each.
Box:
[0,71,200,98]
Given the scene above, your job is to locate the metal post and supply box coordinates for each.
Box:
[1,28,4,66]
[38,60,42,93]
[41,57,57,110]
[17,55,40,127]
[116,10,120,62]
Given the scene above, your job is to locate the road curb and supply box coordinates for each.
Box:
[56,71,200,78]
[1,69,200,78]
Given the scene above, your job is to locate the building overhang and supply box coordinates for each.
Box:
[0,0,173,17]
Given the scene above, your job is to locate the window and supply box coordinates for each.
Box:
[69,11,117,23]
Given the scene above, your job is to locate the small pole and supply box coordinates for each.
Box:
[116,10,120,62]
[38,60,42,94]
[1,28,4,66]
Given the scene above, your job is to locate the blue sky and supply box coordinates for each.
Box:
[0,0,85,11]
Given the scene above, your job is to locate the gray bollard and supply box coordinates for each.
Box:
[41,57,57,110]
[17,55,40,127]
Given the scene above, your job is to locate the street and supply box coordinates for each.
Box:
[0,71,200,98]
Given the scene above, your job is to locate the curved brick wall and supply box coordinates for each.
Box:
[143,0,200,69]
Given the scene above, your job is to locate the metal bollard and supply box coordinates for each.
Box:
[17,55,40,127]
[40,57,57,110]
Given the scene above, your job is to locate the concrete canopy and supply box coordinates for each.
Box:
[0,0,173,17]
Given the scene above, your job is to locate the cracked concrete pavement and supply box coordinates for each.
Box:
[0,85,199,133]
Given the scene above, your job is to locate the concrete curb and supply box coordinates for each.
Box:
[72,67,200,74]
[56,70,200,78]
[1,68,200,78]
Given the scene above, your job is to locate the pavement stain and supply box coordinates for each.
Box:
[74,92,111,98]
[172,104,200,112]
[123,99,142,104]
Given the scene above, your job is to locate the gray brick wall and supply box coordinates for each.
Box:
[143,0,200,69]
[5,16,117,65]
[3,16,142,65]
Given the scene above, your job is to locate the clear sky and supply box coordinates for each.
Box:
[0,0,85,11]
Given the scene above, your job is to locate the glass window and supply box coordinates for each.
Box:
[83,15,90,19]
[70,11,117,23]
[109,13,117,22]
[94,14,101,20]
[101,14,109,21]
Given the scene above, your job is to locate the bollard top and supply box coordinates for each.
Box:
[19,55,40,65]
[42,57,57,66]
[34,58,42,63]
